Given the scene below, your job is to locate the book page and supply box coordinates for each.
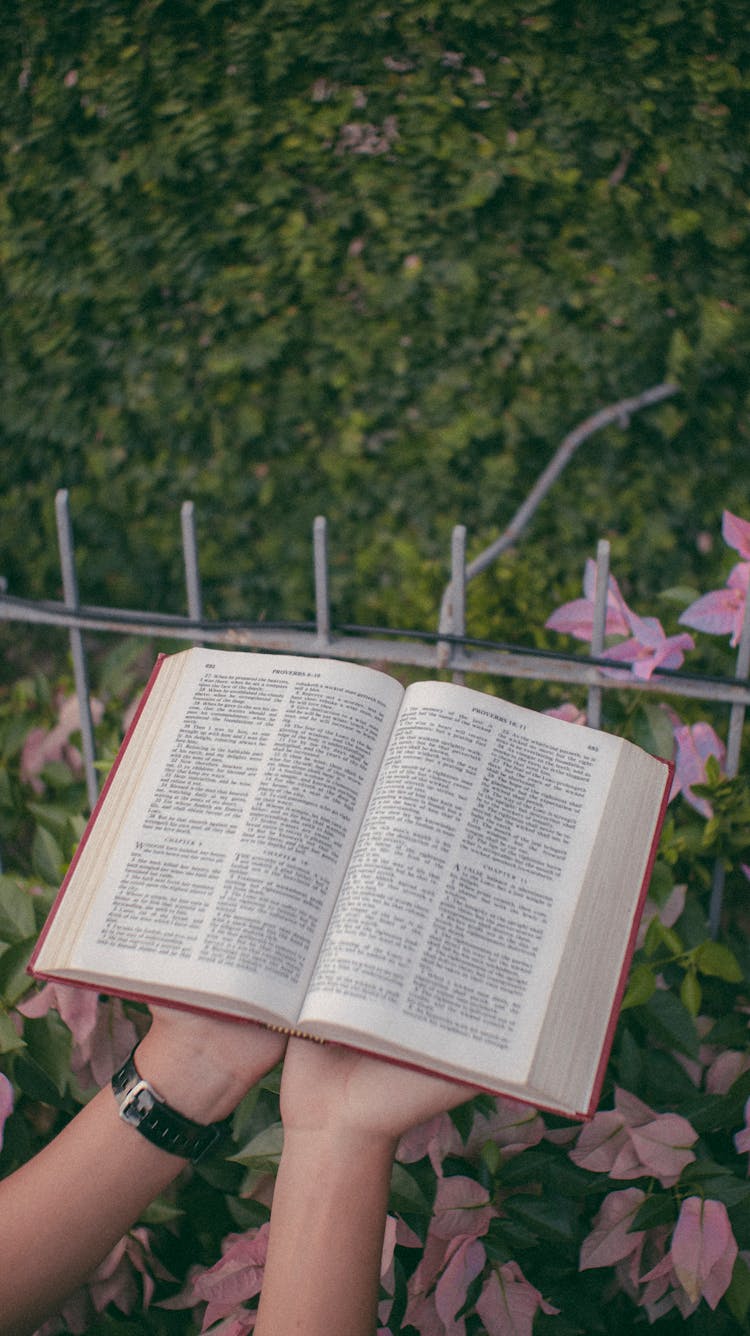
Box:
[65,650,402,1019]
[300,681,621,1086]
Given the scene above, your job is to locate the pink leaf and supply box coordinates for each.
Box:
[546,559,632,642]
[396,1111,460,1174]
[435,1236,485,1330]
[403,1290,443,1336]
[707,1049,750,1096]
[569,1110,629,1172]
[0,1073,13,1149]
[669,721,726,818]
[671,1197,737,1308]
[431,1175,494,1240]
[680,563,749,647]
[722,509,750,560]
[18,982,100,1049]
[601,624,694,680]
[627,1114,697,1186]
[544,702,587,725]
[476,1263,558,1336]
[19,693,104,791]
[72,996,139,1090]
[195,1227,269,1317]
[579,1188,647,1270]
[203,1313,257,1336]
[464,1096,545,1161]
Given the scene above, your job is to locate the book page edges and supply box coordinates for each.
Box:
[583,755,674,1117]
[28,652,175,976]
[526,750,673,1118]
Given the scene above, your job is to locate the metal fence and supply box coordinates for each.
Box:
[2,463,749,934]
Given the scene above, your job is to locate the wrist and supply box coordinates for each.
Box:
[134,1029,251,1125]
[281,1123,399,1173]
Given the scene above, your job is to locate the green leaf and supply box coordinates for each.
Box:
[621,962,657,1010]
[694,940,743,982]
[639,989,699,1058]
[0,876,36,944]
[0,1009,25,1054]
[726,1255,750,1324]
[645,860,676,909]
[19,1014,72,1098]
[680,969,702,1017]
[229,1120,284,1171]
[631,1193,677,1231]
[0,938,35,1007]
[30,825,64,884]
[503,1194,579,1246]
[389,1162,432,1217]
[631,702,676,760]
[139,1198,185,1226]
[643,917,682,958]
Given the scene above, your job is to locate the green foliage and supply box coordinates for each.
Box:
[0,0,749,645]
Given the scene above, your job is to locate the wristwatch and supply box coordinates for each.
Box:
[111,1048,230,1163]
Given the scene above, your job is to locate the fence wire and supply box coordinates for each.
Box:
[1,488,749,932]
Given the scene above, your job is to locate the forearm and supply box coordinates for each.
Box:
[0,1084,187,1336]
[255,1127,396,1336]
[0,1022,271,1336]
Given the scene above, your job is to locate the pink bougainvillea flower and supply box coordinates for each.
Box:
[404,1176,495,1333]
[19,981,100,1047]
[89,1226,174,1315]
[160,1227,270,1330]
[680,561,750,647]
[722,508,750,559]
[39,1226,174,1332]
[202,1313,257,1336]
[431,1174,495,1241]
[434,1236,486,1333]
[570,1088,697,1187]
[641,1197,738,1315]
[0,1073,13,1149]
[544,702,587,725]
[545,559,631,641]
[20,692,104,793]
[734,1095,750,1163]
[72,995,140,1090]
[600,609,694,680]
[706,1048,750,1096]
[579,1187,647,1272]
[19,983,138,1089]
[475,1262,558,1336]
[396,1111,461,1176]
[380,1214,422,1298]
[463,1096,545,1162]
[669,721,726,818]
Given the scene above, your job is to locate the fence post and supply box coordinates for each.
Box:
[451,525,467,683]
[708,583,750,938]
[54,490,99,809]
[314,516,331,651]
[587,540,611,729]
[181,501,204,640]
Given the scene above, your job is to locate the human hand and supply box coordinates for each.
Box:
[135,1008,287,1125]
[279,1036,476,1149]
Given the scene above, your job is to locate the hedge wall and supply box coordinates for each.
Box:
[1,0,749,639]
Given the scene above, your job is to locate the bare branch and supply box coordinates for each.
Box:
[437,381,680,657]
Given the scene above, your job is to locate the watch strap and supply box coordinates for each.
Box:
[111,1048,230,1163]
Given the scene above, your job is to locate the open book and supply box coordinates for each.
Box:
[31,648,672,1118]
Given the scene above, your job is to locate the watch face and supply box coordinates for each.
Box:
[120,1079,156,1125]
